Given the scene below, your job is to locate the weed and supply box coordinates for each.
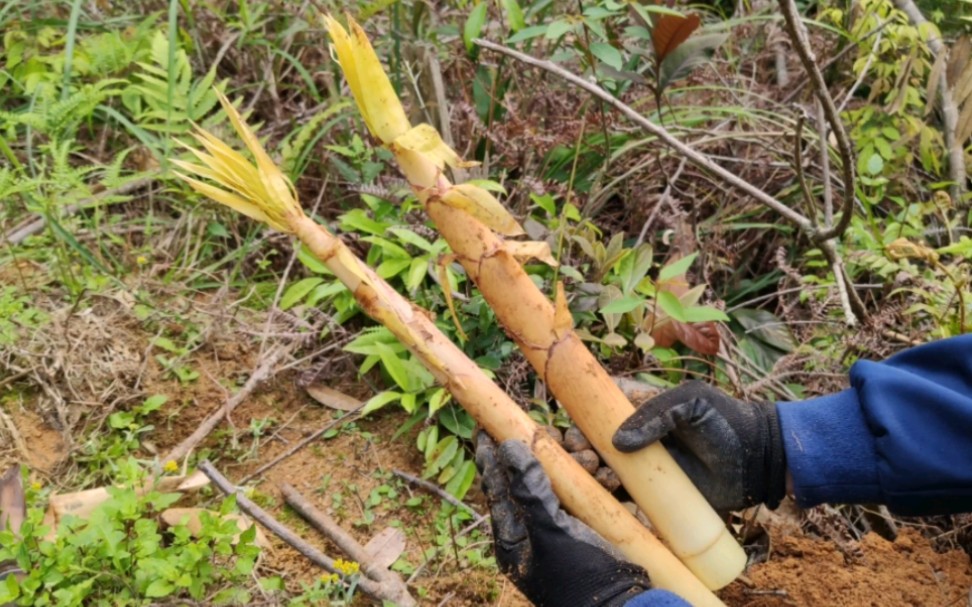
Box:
[0,463,263,606]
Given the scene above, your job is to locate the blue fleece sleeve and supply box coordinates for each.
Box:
[778,334,972,515]
[624,589,693,607]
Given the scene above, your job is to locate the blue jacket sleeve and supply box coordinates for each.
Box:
[624,589,693,607]
[777,334,972,515]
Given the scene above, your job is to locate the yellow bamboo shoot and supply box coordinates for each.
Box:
[174,92,728,606]
[324,15,747,590]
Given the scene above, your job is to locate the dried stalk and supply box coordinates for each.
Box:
[892,0,968,205]
[162,345,289,463]
[777,0,856,242]
[391,468,485,522]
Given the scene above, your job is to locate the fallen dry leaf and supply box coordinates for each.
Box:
[305,383,363,411]
[363,526,407,570]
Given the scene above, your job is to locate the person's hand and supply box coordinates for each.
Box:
[475,433,651,607]
[612,381,787,511]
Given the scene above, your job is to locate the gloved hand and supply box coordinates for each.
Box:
[475,433,651,607]
[612,381,787,511]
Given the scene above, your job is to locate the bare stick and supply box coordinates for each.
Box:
[238,404,365,484]
[892,0,967,205]
[3,177,154,245]
[198,461,407,604]
[392,469,485,522]
[473,38,814,233]
[163,345,289,463]
[280,482,416,607]
[281,484,374,572]
[777,0,856,241]
[0,409,29,464]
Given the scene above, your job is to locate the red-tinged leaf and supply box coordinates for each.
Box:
[649,318,720,355]
[650,319,679,348]
[651,13,701,63]
[673,320,720,355]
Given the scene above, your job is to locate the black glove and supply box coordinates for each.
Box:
[476,433,651,607]
[612,381,787,511]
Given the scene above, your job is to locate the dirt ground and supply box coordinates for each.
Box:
[2,291,970,606]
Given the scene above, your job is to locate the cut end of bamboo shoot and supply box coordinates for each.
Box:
[681,530,749,590]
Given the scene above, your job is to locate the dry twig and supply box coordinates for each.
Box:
[238,404,365,484]
[163,344,290,463]
[392,469,485,523]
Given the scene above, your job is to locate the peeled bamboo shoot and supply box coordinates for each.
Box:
[323,15,747,590]
[174,91,728,606]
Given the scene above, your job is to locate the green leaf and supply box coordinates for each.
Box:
[590,42,623,71]
[428,388,451,415]
[530,192,557,215]
[657,290,687,322]
[464,3,489,53]
[732,308,797,352]
[145,579,174,598]
[506,24,548,43]
[376,343,411,391]
[426,436,459,477]
[437,406,475,439]
[599,295,644,315]
[865,153,884,175]
[405,257,429,292]
[500,0,525,31]
[361,391,402,416]
[141,394,168,413]
[545,19,574,40]
[602,332,627,347]
[280,277,324,310]
[298,244,333,275]
[376,257,412,279]
[659,252,698,282]
[682,306,729,322]
[400,392,418,414]
[340,208,389,236]
[445,460,477,499]
[386,227,434,252]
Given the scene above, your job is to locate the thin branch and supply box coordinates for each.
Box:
[816,99,834,227]
[238,404,365,484]
[777,0,856,241]
[162,345,290,463]
[198,461,399,604]
[473,38,815,233]
[392,469,485,523]
[793,110,820,223]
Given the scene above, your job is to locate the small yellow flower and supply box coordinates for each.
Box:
[136,255,148,265]
[163,460,179,474]
[333,558,360,576]
[320,573,339,584]
[30,481,42,491]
